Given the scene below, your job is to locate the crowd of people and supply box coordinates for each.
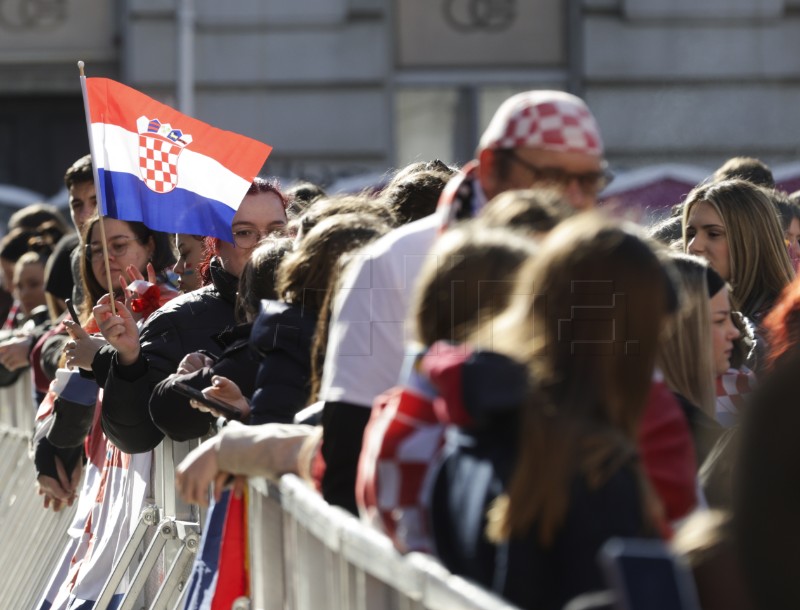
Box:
[1,89,798,609]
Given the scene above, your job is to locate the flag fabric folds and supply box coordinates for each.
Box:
[182,488,250,610]
[210,488,249,609]
[182,490,229,610]
[83,77,272,242]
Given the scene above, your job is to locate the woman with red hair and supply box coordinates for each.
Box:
[91,178,289,453]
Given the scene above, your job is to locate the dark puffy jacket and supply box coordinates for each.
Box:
[149,323,259,440]
[148,297,317,441]
[247,299,317,425]
[424,343,654,610]
[93,259,238,453]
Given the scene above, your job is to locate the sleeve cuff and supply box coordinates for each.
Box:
[113,351,148,381]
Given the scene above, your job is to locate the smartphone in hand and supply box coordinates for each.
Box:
[599,538,701,610]
[169,380,244,421]
[65,299,80,325]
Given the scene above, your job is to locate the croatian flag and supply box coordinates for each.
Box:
[82,77,272,242]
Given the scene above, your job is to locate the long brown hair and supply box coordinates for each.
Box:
[293,194,397,240]
[657,254,718,417]
[234,237,293,323]
[276,213,389,313]
[301,214,391,402]
[412,223,537,346]
[484,214,677,546]
[682,179,793,320]
[79,215,175,322]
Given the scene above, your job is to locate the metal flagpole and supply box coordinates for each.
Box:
[176,0,195,116]
[77,60,117,315]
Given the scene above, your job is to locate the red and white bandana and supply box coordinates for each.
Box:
[479,90,603,156]
[436,161,487,231]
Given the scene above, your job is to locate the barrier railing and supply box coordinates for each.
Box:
[94,438,200,610]
[249,474,521,610]
[0,365,696,610]
[0,367,36,431]
[0,369,81,609]
[0,368,200,610]
[1,364,518,610]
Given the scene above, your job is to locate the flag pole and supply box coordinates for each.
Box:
[78,60,117,316]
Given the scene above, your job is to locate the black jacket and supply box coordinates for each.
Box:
[736,351,800,609]
[248,300,317,425]
[672,392,723,467]
[93,259,238,453]
[425,347,652,610]
[320,400,371,514]
[430,424,650,610]
[149,322,259,441]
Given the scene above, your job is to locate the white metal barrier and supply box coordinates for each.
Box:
[0,369,81,609]
[249,474,521,610]
[0,423,79,609]
[0,367,36,430]
[0,367,199,610]
[94,438,200,610]
[0,365,517,610]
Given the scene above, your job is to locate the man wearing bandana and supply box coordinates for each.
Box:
[317,90,610,513]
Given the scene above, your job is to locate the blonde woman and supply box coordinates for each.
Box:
[683,178,794,325]
[657,254,728,465]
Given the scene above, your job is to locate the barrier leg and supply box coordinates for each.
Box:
[94,503,160,609]
[96,437,200,609]
[147,520,200,610]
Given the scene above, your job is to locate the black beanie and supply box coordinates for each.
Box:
[706,265,726,298]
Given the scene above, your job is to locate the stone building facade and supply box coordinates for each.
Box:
[2,0,800,195]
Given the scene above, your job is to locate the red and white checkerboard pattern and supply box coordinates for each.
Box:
[715,366,756,427]
[138,134,181,193]
[357,378,444,554]
[480,90,603,155]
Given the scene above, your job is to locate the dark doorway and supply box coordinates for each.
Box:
[0,95,89,197]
